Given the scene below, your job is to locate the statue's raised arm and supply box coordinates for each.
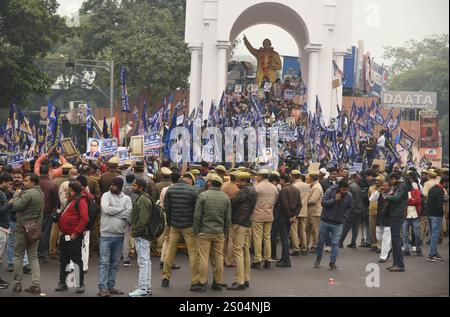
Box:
[243,35,259,57]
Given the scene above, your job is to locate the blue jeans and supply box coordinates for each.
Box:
[428,216,443,257]
[135,237,151,291]
[317,221,343,264]
[390,216,404,268]
[98,236,124,290]
[7,221,29,266]
[402,218,422,252]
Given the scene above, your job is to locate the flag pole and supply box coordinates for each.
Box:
[122,111,128,147]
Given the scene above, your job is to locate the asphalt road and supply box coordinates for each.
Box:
[1,235,448,297]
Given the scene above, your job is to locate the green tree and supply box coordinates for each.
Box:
[79,0,190,105]
[384,34,449,158]
[0,0,66,107]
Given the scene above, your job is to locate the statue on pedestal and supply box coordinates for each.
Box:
[243,35,282,85]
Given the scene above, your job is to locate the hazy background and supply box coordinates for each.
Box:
[57,0,449,62]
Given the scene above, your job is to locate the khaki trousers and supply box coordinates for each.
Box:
[14,228,40,286]
[231,224,251,284]
[49,223,59,255]
[369,215,378,248]
[306,216,320,249]
[196,233,224,284]
[160,226,171,263]
[252,221,272,263]
[290,217,308,252]
[89,215,101,252]
[163,227,199,284]
[223,230,235,265]
[421,216,428,241]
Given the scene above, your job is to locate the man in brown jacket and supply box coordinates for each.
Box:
[99,157,120,194]
[291,171,311,256]
[222,171,239,267]
[306,172,323,252]
[251,169,278,270]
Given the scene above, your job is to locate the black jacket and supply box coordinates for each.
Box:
[164,181,198,229]
[0,190,10,229]
[319,179,333,194]
[376,193,390,227]
[321,185,353,225]
[231,186,258,228]
[275,184,301,219]
[427,184,446,217]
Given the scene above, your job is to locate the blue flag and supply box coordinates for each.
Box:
[142,101,149,133]
[397,129,415,151]
[86,100,92,134]
[102,117,110,139]
[119,65,130,113]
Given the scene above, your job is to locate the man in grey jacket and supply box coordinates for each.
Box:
[339,173,364,249]
[98,177,132,297]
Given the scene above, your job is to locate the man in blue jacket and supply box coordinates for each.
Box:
[314,179,353,271]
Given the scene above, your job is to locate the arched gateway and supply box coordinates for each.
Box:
[185,0,353,119]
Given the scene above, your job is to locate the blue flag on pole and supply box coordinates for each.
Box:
[119,65,130,113]
[142,101,149,133]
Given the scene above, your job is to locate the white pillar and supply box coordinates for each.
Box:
[216,41,231,102]
[332,48,348,118]
[305,44,322,113]
[188,45,202,114]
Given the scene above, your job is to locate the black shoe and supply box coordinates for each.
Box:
[263,261,271,269]
[23,265,31,274]
[162,278,170,288]
[76,285,85,294]
[160,262,164,269]
[190,283,200,291]
[276,260,292,268]
[55,282,68,292]
[347,244,357,249]
[211,282,223,292]
[244,281,250,288]
[376,249,381,254]
[290,251,300,256]
[251,262,261,270]
[0,278,9,287]
[313,258,321,268]
[171,264,181,270]
[7,264,13,272]
[404,251,411,256]
[227,282,245,291]
[329,262,338,271]
[378,259,387,263]
[416,250,423,257]
[191,283,207,293]
[338,242,344,249]
[300,251,308,256]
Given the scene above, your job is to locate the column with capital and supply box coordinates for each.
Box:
[305,44,322,113]
[216,41,231,102]
[188,45,203,116]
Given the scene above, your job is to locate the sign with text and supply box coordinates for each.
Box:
[144,132,161,156]
[382,91,437,110]
[100,138,118,156]
[7,153,24,169]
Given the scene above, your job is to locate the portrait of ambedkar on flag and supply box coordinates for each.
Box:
[85,138,101,160]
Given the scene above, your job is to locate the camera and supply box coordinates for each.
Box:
[52,209,62,223]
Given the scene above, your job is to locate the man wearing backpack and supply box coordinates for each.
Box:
[54,181,89,294]
[129,178,153,297]
[98,177,132,297]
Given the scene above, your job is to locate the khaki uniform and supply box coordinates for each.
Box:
[422,179,439,240]
[222,181,239,265]
[231,224,251,284]
[291,180,311,252]
[196,233,225,284]
[306,181,323,249]
[252,180,278,263]
[368,185,379,248]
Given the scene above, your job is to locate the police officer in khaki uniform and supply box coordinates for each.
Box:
[227,172,257,290]
[290,170,312,256]
[306,171,324,251]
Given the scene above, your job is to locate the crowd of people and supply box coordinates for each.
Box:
[0,147,448,296]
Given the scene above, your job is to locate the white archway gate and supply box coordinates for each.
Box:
[185,0,353,120]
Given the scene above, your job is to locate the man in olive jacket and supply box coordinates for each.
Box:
[129,178,153,297]
[162,173,199,289]
[10,174,44,294]
[192,175,231,293]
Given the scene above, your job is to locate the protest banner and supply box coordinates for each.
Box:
[7,153,24,169]
[116,147,129,166]
[100,138,118,156]
[144,132,162,156]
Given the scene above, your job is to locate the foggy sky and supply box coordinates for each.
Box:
[57,0,449,63]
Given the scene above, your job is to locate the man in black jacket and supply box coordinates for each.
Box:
[227,172,257,291]
[0,174,11,288]
[162,173,199,290]
[339,173,365,249]
[273,174,300,268]
[426,175,449,262]
[314,180,353,271]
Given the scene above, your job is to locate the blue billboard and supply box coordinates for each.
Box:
[282,56,302,79]
[343,46,356,90]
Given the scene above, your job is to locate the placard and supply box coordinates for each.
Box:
[7,153,24,169]
[349,163,363,173]
[308,163,321,173]
[130,135,144,157]
[85,138,102,160]
[116,147,129,166]
[247,84,258,93]
[234,85,242,94]
[284,89,295,100]
[61,138,79,158]
[263,82,272,92]
[144,132,161,156]
[100,138,118,156]
[176,114,185,126]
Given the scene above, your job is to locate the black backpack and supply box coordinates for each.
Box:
[75,196,100,231]
[147,198,166,240]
